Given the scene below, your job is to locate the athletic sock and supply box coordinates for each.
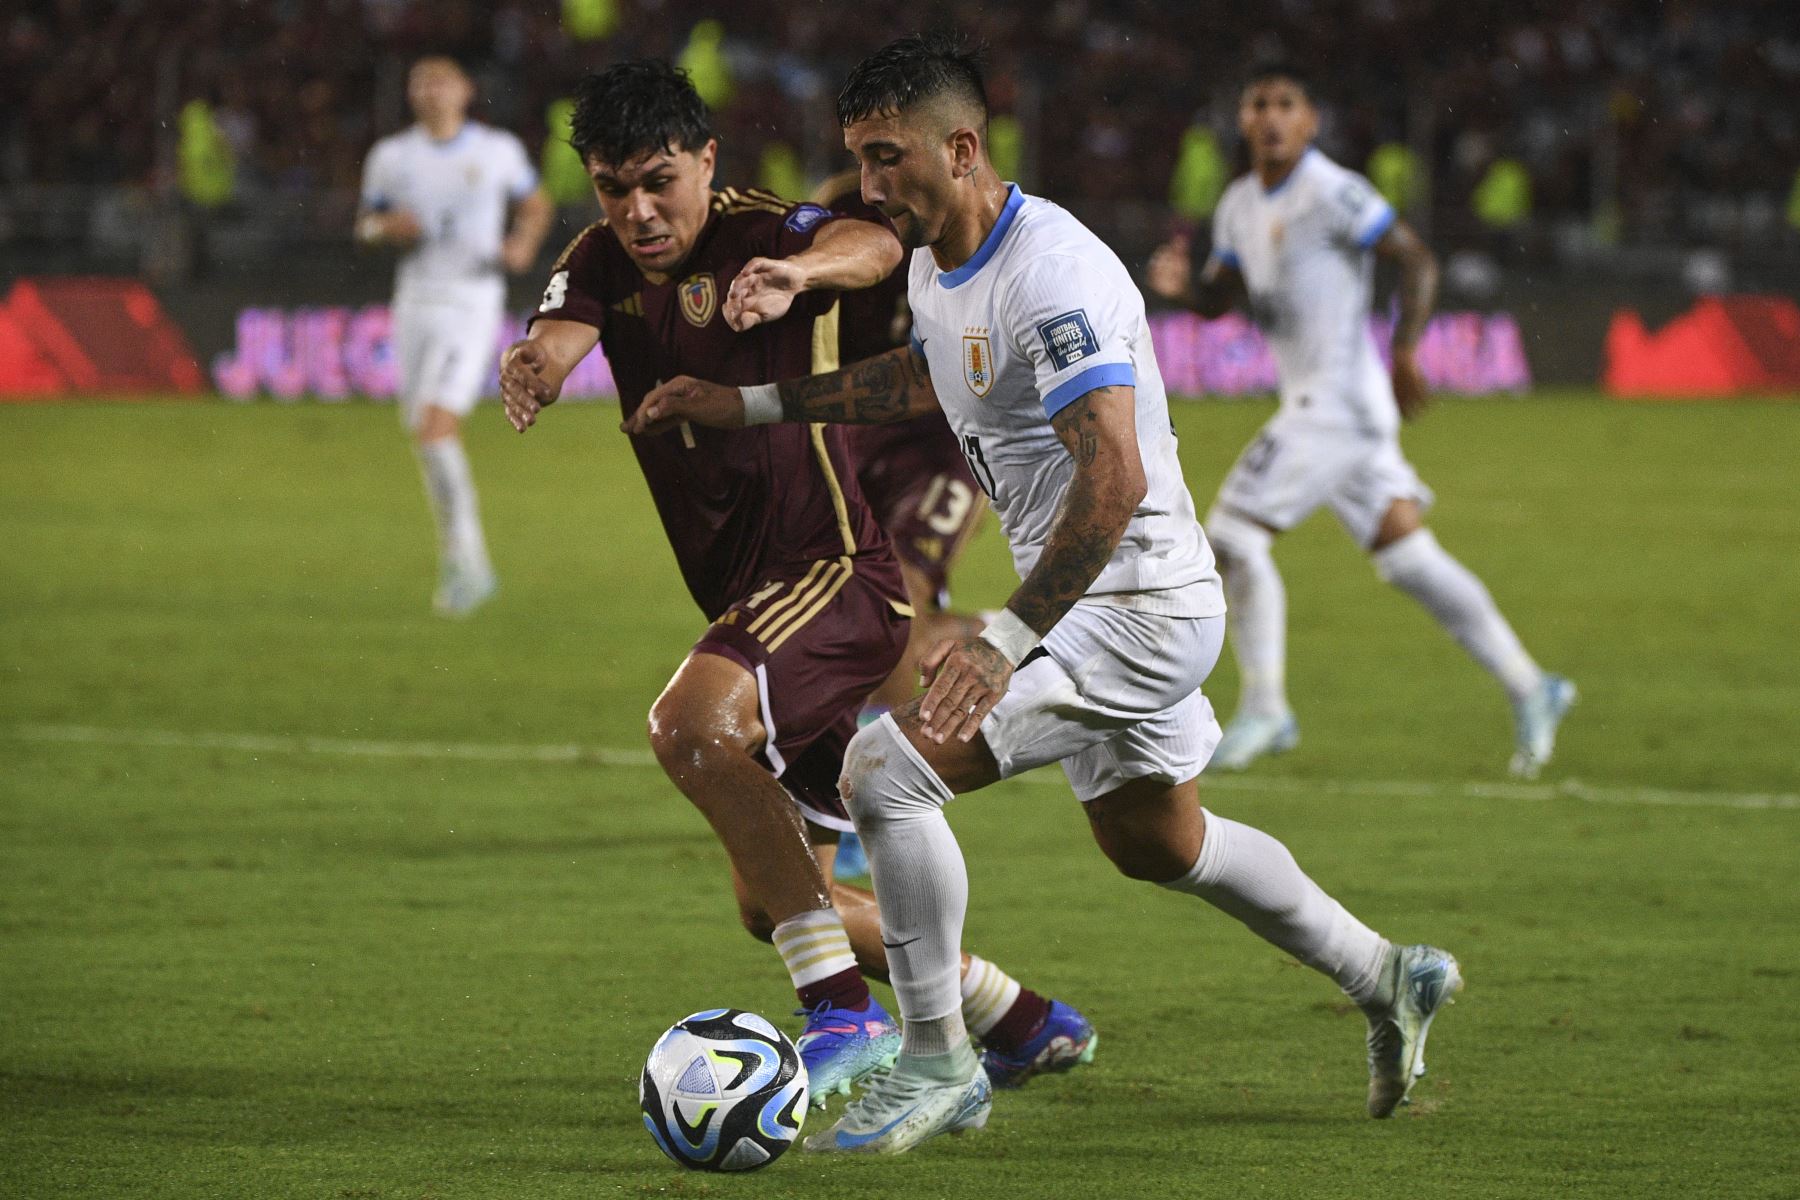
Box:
[1373,528,1542,703]
[893,1037,978,1081]
[842,715,969,1053]
[1219,525,1290,717]
[959,954,1031,1040]
[417,437,491,577]
[772,909,870,1010]
[1160,809,1391,1006]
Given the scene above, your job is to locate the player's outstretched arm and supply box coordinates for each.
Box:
[624,341,938,436]
[916,385,1146,745]
[724,219,904,332]
[1375,219,1440,420]
[1146,233,1244,318]
[353,208,423,248]
[499,319,599,433]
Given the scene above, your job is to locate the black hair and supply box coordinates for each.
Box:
[835,30,989,128]
[568,59,715,167]
[1243,60,1314,102]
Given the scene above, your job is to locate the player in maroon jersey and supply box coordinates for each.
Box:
[497,61,1087,1102]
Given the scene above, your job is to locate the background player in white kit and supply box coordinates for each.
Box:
[1148,63,1574,777]
[632,34,1463,1155]
[356,57,551,616]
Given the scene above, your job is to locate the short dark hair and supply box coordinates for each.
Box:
[1243,60,1315,102]
[568,59,715,167]
[836,31,989,128]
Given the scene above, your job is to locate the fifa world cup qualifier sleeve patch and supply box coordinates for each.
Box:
[1037,310,1099,371]
[784,204,829,233]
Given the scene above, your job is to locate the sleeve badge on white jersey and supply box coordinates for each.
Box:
[1037,309,1097,371]
[962,334,994,397]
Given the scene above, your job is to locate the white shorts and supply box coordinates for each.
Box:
[392,288,504,428]
[1212,412,1434,547]
[983,603,1224,802]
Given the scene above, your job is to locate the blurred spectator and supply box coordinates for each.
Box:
[5,0,1798,271]
[1169,126,1227,224]
[540,98,591,206]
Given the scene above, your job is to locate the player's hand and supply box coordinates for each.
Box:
[1392,346,1432,421]
[724,257,808,331]
[499,233,536,274]
[626,376,745,436]
[1147,234,1193,306]
[916,636,1013,745]
[384,211,423,245]
[500,338,557,433]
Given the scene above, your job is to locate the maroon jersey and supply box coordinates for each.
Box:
[531,187,900,620]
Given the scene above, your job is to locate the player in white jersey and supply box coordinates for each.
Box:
[1149,62,1574,777]
[630,33,1463,1154]
[355,57,551,615]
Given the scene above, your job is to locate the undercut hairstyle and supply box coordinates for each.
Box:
[1243,60,1315,102]
[836,31,989,128]
[568,59,715,168]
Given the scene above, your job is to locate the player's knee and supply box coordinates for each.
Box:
[646,696,731,784]
[1371,527,1437,584]
[1206,508,1273,570]
[839,716,948,828]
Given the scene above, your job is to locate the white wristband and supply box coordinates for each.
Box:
[978,608,1041,667]
[740,383,782,425]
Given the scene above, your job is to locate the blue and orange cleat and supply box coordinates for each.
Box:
[979,999,1098,1089]
[796,998,901,1107]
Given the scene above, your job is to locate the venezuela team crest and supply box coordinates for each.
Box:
[962,334,993,397]
[679,273,717,327]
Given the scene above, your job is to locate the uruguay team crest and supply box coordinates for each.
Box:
[678,273,717,327]
[962,335,993,397]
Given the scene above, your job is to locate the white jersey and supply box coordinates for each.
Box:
[359,121,538,304]
[1211,148,1398,434]
[908,186,1222,618]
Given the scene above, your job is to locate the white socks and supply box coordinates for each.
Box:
[959,954,1023,1038]
[418,437,491,577]
[1210,514,1290,718]
[840,715,971,1055]
[1374,529,1542,703]
[1160,809,1391,1006]
[770,909,858,992]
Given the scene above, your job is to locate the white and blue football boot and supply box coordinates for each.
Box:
[795,998,900,1107]
[1206,710,1300,772]
[1509,674,1577,779]
[804,1047,992,1155]
[433,564,497,618]
[1364,943,1463,1118]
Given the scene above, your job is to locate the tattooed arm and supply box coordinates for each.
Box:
[621,341,938,436]
[915,385,1147,744]
[1374,219,1439,420]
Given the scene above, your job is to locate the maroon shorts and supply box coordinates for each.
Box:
[694,554,910,829]
[847,415,986,610]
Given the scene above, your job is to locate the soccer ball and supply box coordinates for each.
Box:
[639,1008,809,1171]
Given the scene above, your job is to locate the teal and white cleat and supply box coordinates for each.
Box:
[804,1050,992,1155]
[795,999,900,1108]
[1206,711,1299,772]
[433,565,497,618]
[1365,944,1463,1118]
[1509,674,1577,779]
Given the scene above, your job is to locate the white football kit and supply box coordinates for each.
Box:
[1209,148,1431,545]
[907,185,1226,797]
[359,121,538,425]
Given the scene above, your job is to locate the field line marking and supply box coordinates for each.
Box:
[6,723,1795,812]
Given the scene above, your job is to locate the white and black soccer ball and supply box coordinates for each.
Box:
[639,1008,809,1171]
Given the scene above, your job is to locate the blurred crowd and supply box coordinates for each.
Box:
[6,0,1799,263]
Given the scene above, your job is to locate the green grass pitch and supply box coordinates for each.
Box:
[3,393,1797,1198]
